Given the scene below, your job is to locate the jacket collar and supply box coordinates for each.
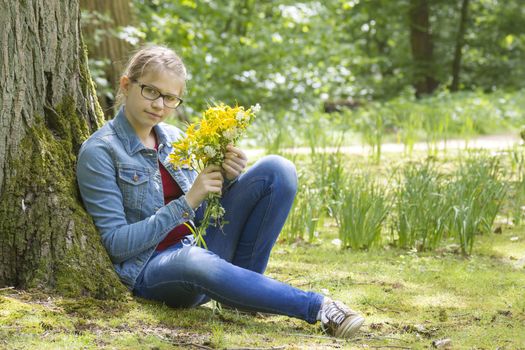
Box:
[111,106,171,155]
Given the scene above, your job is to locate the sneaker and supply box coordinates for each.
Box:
[319,298,364,338]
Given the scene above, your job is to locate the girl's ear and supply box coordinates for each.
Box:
[120,76,131,96]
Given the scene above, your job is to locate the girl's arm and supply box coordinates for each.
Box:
[76,139,195,264]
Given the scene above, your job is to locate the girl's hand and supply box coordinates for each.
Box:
[222,144,248,181]
[186,165,223,209]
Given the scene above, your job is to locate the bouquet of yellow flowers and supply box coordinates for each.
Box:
[169,103,260,247]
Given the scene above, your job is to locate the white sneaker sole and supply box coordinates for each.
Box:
[335,315,365,338]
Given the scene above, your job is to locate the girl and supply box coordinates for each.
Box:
[76,44,364,338]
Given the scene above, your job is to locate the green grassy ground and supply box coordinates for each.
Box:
[1,219,524,349]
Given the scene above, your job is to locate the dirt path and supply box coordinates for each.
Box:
[245,133,522,158]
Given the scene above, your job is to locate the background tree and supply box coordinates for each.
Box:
[128,0,524,115]
[80,0,135,118]
[408,0,439,96]
[459,0,525,91]
[0,0,125,298]
[450,0,470,91]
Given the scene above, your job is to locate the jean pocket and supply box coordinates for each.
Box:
[117,164,151,210]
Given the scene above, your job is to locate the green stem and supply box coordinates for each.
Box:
[193,194,224,249]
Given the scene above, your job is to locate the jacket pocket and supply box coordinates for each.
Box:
[117,164,151,210]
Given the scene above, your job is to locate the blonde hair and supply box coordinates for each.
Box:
[116,44,187,107]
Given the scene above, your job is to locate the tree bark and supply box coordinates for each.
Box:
[409,0,439,96]
[0,0,126,298]
[80,0,134,118]
[450,0,470,92]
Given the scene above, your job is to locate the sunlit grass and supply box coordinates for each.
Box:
[1,221,524,349]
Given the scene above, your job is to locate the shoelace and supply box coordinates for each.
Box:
[321,301,351,326]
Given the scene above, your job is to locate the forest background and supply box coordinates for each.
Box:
[84,0,525,123]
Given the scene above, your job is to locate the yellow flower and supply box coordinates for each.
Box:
[169,102,260,247]
[170,102,258,171]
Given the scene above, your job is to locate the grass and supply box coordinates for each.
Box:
[1,221,524,349]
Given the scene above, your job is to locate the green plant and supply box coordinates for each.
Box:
[421,102,451,157]
[309,145,347,208]
[393,162,449,251]
[334,174,390,250]
[250,111,296,154]
[508,145,525,225]
[303,113,333,153]
[324,151,347,208]
[281,169,324,242]
[351,104,392,164]
[447,155,508,254]
[391,100,422,157]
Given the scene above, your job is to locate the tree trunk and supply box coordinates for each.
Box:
[80,0,134,118]
[409,0,439,96]
[450,0,470,92]
[0,0,126,299]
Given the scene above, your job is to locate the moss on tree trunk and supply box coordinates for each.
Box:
[0,0,127,299]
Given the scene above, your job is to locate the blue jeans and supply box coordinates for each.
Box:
[133,155,323,323]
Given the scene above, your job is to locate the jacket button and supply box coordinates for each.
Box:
[182,211,189,218]
[133,174,139,182]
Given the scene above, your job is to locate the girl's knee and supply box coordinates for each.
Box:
[255,155,297,193]
[182,246,222,279]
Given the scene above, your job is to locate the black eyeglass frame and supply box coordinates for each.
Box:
[132,79,183,109]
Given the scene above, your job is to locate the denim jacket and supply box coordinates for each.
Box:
[76,107,199,290]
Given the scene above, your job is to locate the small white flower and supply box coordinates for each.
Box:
[204,145,216,157]
[223,128,238,141]
[236,111,245,121]
[251,103,261,113]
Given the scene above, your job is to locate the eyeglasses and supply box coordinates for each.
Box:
[132,80,183,109]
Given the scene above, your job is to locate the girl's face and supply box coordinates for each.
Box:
[120,69,185,133]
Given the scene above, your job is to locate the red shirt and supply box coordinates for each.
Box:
[155,145,192,251]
